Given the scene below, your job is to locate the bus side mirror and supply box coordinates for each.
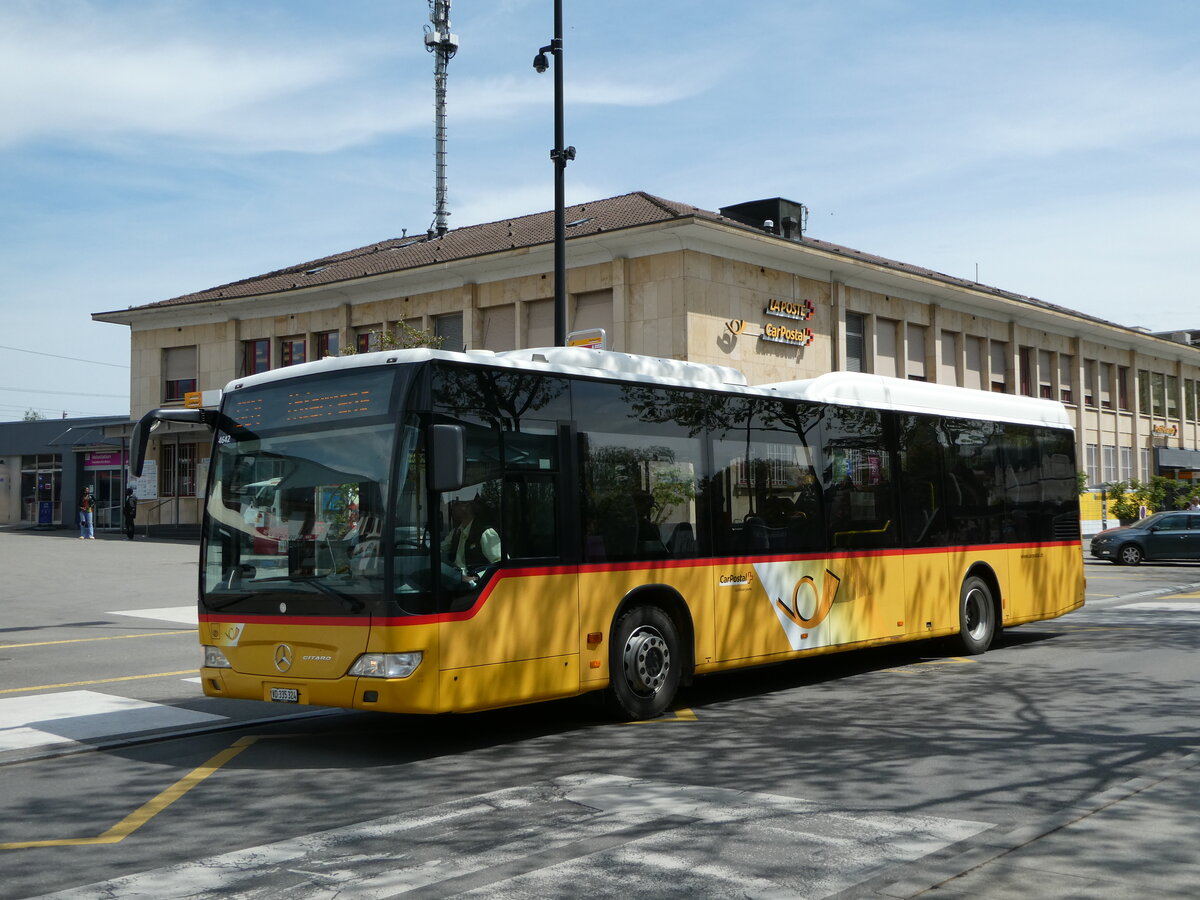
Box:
[130,407,212,477]
[429,424,465,493]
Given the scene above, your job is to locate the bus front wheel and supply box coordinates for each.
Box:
[607,606,681,720]
[954,575,996,655]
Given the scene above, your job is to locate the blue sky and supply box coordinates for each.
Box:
[3,0,1199,419]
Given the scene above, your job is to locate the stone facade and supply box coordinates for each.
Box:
[94,192,1200,531]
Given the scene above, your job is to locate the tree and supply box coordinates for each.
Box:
[340,321,444,354]
[1107,480,1152,523]
[22,408,44,422]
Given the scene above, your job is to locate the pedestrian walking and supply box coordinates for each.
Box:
[123,486,138,540]
[79,487,96,539]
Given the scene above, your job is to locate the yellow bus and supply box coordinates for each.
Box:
[133,347,1084,719]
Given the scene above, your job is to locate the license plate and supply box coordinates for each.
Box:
[270,688,299,703]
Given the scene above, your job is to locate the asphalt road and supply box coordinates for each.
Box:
[2,527,1199,898]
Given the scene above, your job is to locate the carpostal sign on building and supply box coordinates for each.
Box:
[726,297,817,348]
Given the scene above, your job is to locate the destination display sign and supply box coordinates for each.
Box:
[225,369,395,433]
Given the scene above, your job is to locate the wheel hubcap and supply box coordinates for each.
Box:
[964,588,989,640]
[622,625,670,697]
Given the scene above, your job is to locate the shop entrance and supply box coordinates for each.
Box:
[20,455,62,525]
[83,451,128,531]
[91,469,125,529]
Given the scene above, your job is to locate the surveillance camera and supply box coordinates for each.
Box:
[533,52,550,73]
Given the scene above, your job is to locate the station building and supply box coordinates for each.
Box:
[0,415,130,529]
[91,191,1200,534]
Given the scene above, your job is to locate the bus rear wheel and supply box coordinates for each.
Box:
[607,606,681,720]
[953,575,996,655]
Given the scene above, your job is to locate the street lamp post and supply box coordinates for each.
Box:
[533,0,574,347]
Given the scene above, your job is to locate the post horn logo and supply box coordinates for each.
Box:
[273,643,294,673]
[776,569,842,628]
[726,319,747,335]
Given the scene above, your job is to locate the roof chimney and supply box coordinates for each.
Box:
[720,198,809,242]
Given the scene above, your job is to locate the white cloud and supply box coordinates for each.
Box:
[0,3,717,155]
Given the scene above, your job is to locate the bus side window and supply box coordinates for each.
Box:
[502,474,558,559]
[821,408,897,549]
[897,415,948,547]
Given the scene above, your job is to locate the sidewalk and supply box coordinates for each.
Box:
[881,750,1200,898]
[0,522,198,543]
[883,567,1200,899]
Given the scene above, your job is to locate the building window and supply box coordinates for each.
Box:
[1120,446,1132,481]
[355,326,382,354]
[1083,360,1096,407]
[1138,369,1151,414]
[1102,445,1117,484]
[938,331,958,385]
[875,318,899,378]
[1140,447,1151,478]
[1187,379,1198,423]
[1166,374,1179,419]
[845,313,865,373]
[1151,372,1166,417]
[1019,347,1033,396]
[906,323,927,381]
[1118,366,1131,411]
[242,339,270,375]
[1058,354,1074,404]
[159,442,198,497]
[1086,443,1099,486]
[1038,350,1053,400]
[434,312,464,352]
[571,289,615,338]
[963,336,983,390]
[1099,363,1113,410]
[316,330,340,358]
[280,337,306,367]
[179,443,197,496]
[159,442,176,497]
[162,345,197,402]
[481,304,516,352]
[990,342,1008,392]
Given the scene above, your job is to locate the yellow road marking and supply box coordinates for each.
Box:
[628,707,698,724]
[0,671,197,695]
[0,737,258,850]
[914,657,977,666]
[0,630,195,650]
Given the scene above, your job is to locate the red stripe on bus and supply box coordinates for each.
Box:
[201,540,1080,629]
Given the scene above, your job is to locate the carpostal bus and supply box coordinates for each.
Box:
[132,347,1085,720]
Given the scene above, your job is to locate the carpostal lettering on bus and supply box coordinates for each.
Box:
[719,572,754,587]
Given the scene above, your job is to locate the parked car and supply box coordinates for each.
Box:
[1089,510,1200,565]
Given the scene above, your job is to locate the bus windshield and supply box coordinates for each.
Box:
[202,367,407,616]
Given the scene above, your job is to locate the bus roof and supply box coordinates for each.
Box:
[760,371,1073,430]
[225,346,1071,430]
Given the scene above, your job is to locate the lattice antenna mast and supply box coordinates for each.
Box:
[425,0,458,238]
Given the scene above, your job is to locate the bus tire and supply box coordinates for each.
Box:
[954,575,996,655]
[607,605,681,720]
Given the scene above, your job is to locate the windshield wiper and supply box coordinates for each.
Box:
[253,576,366,613]
[205,593,253,611]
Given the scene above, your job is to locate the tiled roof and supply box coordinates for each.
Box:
[121,191,720,311]
[102,189,1157,337]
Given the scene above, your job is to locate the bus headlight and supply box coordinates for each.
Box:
[348,652,423,679]
[203,646,233,668]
